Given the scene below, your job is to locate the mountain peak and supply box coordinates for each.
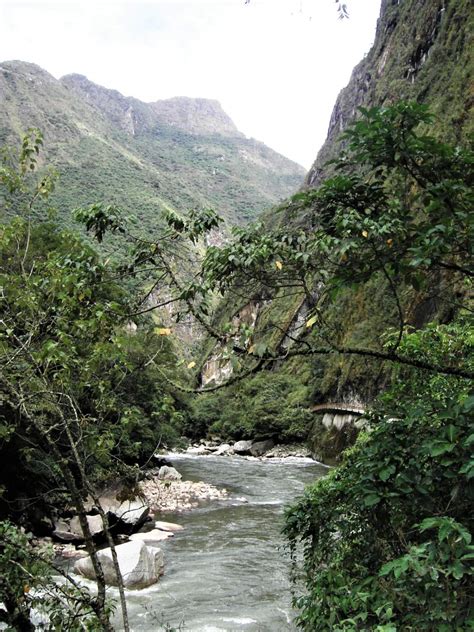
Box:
[150,97,243,138]
[60,74,242,138]
[0,60,56,83]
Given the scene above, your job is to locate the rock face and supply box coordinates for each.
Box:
[74,540,164,589]
[151,96,243,138]
[305,0,473,188]
[201,301,262,386]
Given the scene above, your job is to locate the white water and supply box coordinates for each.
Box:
[113,454,326,631]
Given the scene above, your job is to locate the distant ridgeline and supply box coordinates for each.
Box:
[197,0,473,459]
[0,60,305,230]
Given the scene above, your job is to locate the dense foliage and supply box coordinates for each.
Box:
[0,521,114,630]
[0,131,191,629]
[190,371,312,441]
[276,108,472,629]
[285,326,473,630]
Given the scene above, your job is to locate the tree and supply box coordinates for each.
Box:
[0,131,188,630]
[64,102,474,628]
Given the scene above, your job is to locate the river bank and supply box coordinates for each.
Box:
[43,451,329,630]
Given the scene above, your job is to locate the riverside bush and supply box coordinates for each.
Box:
[189,371,312,441]
[284,326,474,630]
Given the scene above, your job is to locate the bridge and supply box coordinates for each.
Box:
[310,403,366,416]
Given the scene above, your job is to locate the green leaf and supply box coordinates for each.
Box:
[363,493,381,507]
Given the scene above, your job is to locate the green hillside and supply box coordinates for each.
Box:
[0,60,305,230]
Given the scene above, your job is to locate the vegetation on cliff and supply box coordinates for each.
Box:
[185,102,473,629]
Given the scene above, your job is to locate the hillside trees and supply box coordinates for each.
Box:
[194,102,473,629]
[0,131,188,630]
[198,103,472,380]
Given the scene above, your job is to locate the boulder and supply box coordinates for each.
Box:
[52,514,104,542]
[74,540,164,589]
[186,445,209,455]
[69,515,104,538]
[152,455,173,468]
[52,520,83,543]
[250,439,275,457]
[154,520,184,532]
[110,499,150,528]
[233,440,253,454]
[60,544,89,559]
[158,465,182,481]
[214,443,232,456]
[130,529,173,543]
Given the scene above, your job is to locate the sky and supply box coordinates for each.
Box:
[0,0,381,169]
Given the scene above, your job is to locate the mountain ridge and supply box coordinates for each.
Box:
[0,60,305,228]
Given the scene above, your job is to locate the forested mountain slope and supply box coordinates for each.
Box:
[0,60,305,229]
[306,0,473,188]
[195,0,473,456]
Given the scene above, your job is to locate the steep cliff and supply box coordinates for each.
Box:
[197,0,473,457]
[307,0,473,187]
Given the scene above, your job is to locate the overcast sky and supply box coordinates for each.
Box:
[0,0,381,168]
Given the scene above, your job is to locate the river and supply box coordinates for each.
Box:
[117,453,327,631]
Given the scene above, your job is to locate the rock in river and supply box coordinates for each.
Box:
[130,529,173,543]
[233,440,253,454]
[155,520,184,532]
[250,439,275,457]
[109,498,149,532]
[158,465,182,481]
[74,540,164,589]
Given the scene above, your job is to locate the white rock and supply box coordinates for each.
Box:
[69,514,104,537]
[233,440,253,453]
[154,520,184,532]
[113,499,149,526]
[53,514,104,542]
[158,466,182,481]
[129,529,173,542]
[214,443,232,455]
[74,541,164,589]
[186,445,209,455]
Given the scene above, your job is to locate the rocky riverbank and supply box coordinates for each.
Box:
[184,439,313,459]
[140,475,228,512]
[50,462,227,560]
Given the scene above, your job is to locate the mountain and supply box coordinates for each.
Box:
[306,0,473,188]
[0,60,305,229]
[198,0,473,458]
